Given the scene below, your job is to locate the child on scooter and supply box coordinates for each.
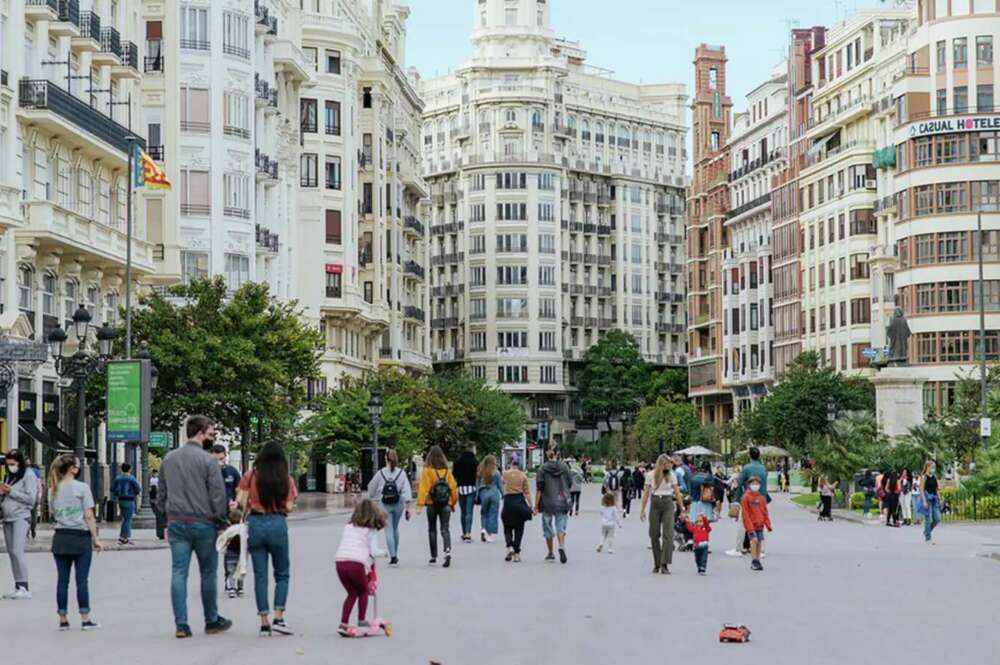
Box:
[335,499,387,636]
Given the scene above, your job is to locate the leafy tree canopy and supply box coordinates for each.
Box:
[631,396,700,462]
[577,329,651,428]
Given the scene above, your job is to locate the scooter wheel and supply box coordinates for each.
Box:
[384,623,392,637]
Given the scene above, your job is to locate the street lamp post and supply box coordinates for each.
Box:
[132,345,159,529]
[368,389,383,476]
[48,306,115,484]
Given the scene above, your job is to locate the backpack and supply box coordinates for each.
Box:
[380,470,401,506]
[605,472,620,492]
[429,470,451,508]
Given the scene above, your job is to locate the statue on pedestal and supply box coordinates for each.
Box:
[886,307,911,366]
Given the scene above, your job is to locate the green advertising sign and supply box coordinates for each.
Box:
[149,431,172,450]
[107,361,145,442]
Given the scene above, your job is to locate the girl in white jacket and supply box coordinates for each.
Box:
[335,499,386,635]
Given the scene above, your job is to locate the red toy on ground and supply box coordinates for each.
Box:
[719,624,751,643]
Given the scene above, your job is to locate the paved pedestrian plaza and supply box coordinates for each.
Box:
[4,486,999,664]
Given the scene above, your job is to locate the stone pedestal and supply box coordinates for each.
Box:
[872,368,926,438]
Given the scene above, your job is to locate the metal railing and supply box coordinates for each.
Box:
[146,145,164,161]
[180,203,210,216]
[143,56,164,73]
[78,11,100,40]
[27,0,58,13]
[180,120,210,133]
[99,26,120,57]
[119,41,138,70]
[223,43,251,60]
[57,0,80,26]
[179,38,210,51]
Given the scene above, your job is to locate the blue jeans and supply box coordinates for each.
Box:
[54,549,92,616]
[922,496,941,541]
[247,514,290,616]
[479,489,501,536]
[168,521,219,628]
[541,512,569,540]
[863,493,874,514]
[118,500,136,539]
[381,501,404,558]
[458,492,476,537]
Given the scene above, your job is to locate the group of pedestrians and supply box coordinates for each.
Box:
[855,461,942,541]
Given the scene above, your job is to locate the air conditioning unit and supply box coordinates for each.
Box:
[865,179,877,190]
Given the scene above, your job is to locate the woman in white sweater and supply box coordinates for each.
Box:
[335,499,386,635]
[1,449,40,599]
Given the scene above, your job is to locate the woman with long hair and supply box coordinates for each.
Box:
[882,471,901,527]
[367,449,412,566]
[47,454,103,629]
[237,441,299,635]
[638,454,684,574]
[476,455,503,542]
[918,459,941,542]
[899,469,914,525]
[1,449,40,599]
[501,458,532,562]
[416,446,457,567]
[818,476,835,521]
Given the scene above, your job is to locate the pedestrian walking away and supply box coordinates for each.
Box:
[212,445,242,511]
[621,467,634,517]
[111,463,141,545]
[500,459,533,562]
[818,476,835,521]
[47,454,104,630]
[1,448,40,599]
[335,499,387,636]
[237,441,298,636]
[639,454,685,574]
[156,415,232,639]
[859,470,877,520]
[740,478,772,571]
[882,471,901,527]
[596,492,622,554]
[416,446,458,567]
[453,448,479,544]
[536,449,573,564]
[602,462,623,511]
[367,449,413,567]
[569,464,584,516]
[918,460,942,543]
[149,470,166,540]
[476,455,503,542]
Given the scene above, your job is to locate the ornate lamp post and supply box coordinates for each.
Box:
[368,389,383,474]
[47,306,115,483]
[132,345,159,528]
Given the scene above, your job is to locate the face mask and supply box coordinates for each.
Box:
[749,483,761,492]
[6,464,18,474]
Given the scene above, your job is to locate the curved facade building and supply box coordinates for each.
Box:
[420,0,688,443]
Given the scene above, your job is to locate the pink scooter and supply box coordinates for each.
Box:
[340,565,391,638]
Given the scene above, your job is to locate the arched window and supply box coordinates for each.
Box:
[531,109,543,130]
[582,119,591,140]
[17,265,34,311]
[596,121,604,143]
[104,291,119,325]
[41,272,57,316]
[63,277,79,321]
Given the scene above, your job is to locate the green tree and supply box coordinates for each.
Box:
[129,277,322,470]
[940,365,1000,469]
[369,369,467,458]
[430,370,525,459]
[644,367,688,404]
[631,396,700,461]
[808,411,886,486]
[577,329,651,430]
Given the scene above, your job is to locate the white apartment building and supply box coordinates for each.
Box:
[800,8,910,375]
[0,0,146,468]
[722,66,787,415]
[419,0,687,443]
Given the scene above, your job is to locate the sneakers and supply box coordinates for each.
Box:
[486,534,496,543]
[3,587,32,600]
[175,625,193,639]
[389,556,399,567]
[512,553,521,563]
[205,616,233,635]
[272,619,293,636]
[480,530,487,542]
[227,588,237,599]
[596,544,603,553]
[559,548,567,564]
[698,569,707,576]
[724,549,744,558]
[751,559,763,571]
[59,621,71,632]
[428,557,437,566]
[505,548,514,562]
[81,620,101,631]
[660,565,670,575]
[443,553,452,568]
[259,624,272,637]
[337,623,349,637]
[545,552,556,562]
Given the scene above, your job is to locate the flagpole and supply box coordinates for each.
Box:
[125,137,135,360]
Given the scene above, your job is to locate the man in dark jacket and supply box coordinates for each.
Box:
[535,449,572,563]
[156,415,231,639]
[111,463,141,545]
[453,448,479,542]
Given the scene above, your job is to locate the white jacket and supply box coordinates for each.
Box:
[335,524,385,568]
[215,523,248,581]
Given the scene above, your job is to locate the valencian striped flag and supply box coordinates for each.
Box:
[132,143,171,190]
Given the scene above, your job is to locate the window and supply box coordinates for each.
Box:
[180,87,210,132]
[505,7,517,25]
[979,85,994,113]
[538,234,555,254]
[180,251,208,284]
[937,135,966,163]
[539,265,556,285]
[977,35,993,66]
[326,50,341,74]
[497,331,528,349]
[179,169,210,215]
[223,92,250,137]
[325,271,342,299]
[224,254,250,290]
[496,203,528,221]
[223,173,250,216]
[496,297,529,319]
[539,331,556,351]
[937,182,966,212]
[300,153,318,187]
[325,210,342,244]
[538,173,555,190]
[540,366,557,384]
[938,232,967,262]
[63,278,78,321]
[496,233,528,252]
[954,86,969,113]
[325,101,341,135]
[498,366,529,384]
[954,37,968,69]
[537,203,554,222]
[222,12,249,59]
[300,98,318,133]
[179,5,209,49]
[937,40,947,71]
[936,88,947,116]
[496,265,528,286]
[850,298,870,324]
[325,156,341,190]
[470,266,487,286]
[496,172,527,189]
[470,332,487,352]
[539,298,556,319]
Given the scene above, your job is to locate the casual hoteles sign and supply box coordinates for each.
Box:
[907,116,1000,138]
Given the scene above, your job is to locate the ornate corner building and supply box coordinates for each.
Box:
[419,0,688,444]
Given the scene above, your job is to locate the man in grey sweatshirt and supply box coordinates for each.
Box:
[156,415,231,638]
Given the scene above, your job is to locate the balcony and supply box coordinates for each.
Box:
[95,27,121,65]
[72,11,101,51]
[431,317,460,329]
[273,39,316,84]
[431,284,465,297]
[403,306,425,321]
[26,0,59,21]
[146,145,165,161]
[224,206,250,220]
[144,55,164,73]
[180,38,210,51]
[255,1,271,34]
[223,125,251,140]
[726,192,771,221]
[112,41,140,78]
[430,221,464,235]
[181,120,210,134]
[431,252,464,266]
[403,260,425,280]
[180,203,210,216]
[433,349,465,362]
[17,80,145,161]
[1,71,7,88]
[255,224,279,253]
[223,43,251,60]
[52,0,81,36]
[403,216,424,236]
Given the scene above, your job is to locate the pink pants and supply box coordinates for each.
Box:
[335,561,369,624]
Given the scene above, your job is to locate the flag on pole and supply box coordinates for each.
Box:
[132,143,172,190]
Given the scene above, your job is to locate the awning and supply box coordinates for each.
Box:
[45,424,75,448]
[19,422,54,448]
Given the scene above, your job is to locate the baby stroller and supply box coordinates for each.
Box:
[673,496,694,552]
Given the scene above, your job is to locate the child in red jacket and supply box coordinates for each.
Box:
[684,514,712,575]
[740,479,772,571]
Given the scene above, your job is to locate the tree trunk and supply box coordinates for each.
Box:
[240,417,251,474]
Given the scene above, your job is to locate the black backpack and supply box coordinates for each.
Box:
[381,470,401,505]
[605,472,620,492]
[430,470,451,508]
